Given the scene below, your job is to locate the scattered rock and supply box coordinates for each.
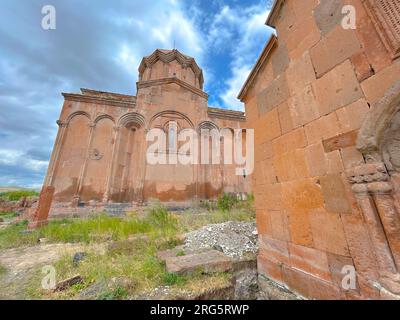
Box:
[234,269,259,300]
[157,246,186,261]
[257,275,301,300]
[166,249,232,275]
[19,230,34,235]
[184,221,258,260]
[38,238,48,244]
[76,281,106,300]
[54,275,83,292]
[73,252,87,266]
[213,244,224,253]
[0,218,3,223]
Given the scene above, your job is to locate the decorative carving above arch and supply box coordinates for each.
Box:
[94,114,115,124]
[66,111,91,123]
[198,121,219,132]
[118,112,146,129]
[148,110,194,130]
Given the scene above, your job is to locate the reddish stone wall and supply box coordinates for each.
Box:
[241,0,400,299]
[28,186,55,229]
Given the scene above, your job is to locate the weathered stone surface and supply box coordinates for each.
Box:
[336,99,370,132]
[289,84,320,126]
[273,149,310,182]
[319,175,352,213]
[327,252,359,292]
[272,127,307,156]
[156,246,188,262]
[258,274,301,300]
[269,210,290,242]
[313,60,364,116]
[242,0,400,301]
[350,52,374,82]
[361,60,400,104]
[277,101,296,134]
[305,113,341,145]
[305,142,327,177]
[55,275,84,292]
[340,146,365,169]
[309,209,350,256]
[44,48,250,215]
[288,242,332,282]
[272,42,290,77]
[258,255,284,284]
[326,150,345,175]
[257,74,290,115]
[28,186,55,229]
[165,250,232,275]
[313,0,343,36]
[322,130,358,153]
[256,209,272,235]
[286,51,316,96]
[310,25,361,78]
[259,234,290,265]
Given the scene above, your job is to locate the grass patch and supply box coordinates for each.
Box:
[97,286,128,300]
[1,202,254,299]
[0,205,181,250]
[162,273,187,286]
[0,211,17,219]
[0,220,40,250]
[0,264,6,276]
[0,190,39,201]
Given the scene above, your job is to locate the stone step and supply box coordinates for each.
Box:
[165,250,232,275]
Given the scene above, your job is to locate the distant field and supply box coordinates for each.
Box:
[0,187,24,192]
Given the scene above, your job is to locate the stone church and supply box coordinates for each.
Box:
[43,49,250,216]
[34,0,400,300]
[240,0,400,300]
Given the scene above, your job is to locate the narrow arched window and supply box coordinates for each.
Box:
[167,121,178,153]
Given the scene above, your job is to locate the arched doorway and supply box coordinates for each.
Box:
[348,81,400,296]
[107,112,146,203]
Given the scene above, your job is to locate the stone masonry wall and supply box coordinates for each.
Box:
[241,0,400,299]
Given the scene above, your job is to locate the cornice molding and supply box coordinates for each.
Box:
[265,0,284,28]
[62,93,136,108]
[137,77,209,99]
[208,107,246,122]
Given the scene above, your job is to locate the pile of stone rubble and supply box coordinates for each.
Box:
[183,221,258,259]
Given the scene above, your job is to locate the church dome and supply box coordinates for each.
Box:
[138,49,204,90]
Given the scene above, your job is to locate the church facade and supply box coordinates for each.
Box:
[43,49,250,216]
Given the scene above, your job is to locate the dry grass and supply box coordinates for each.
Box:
[1,200,255,300]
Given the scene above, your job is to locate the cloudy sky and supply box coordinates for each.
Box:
[0,0,274,188]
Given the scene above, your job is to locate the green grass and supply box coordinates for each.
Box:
[0,211,17,219]
[0,190,39,201]
[0,202,254,299]
[97,286,129,300]
[0,264,6,276]
[162,273,187,286]
[0,201,255,251]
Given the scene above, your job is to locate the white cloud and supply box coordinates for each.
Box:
[0,150,23,166]
[211,3,273,111]
[220,65,252,110]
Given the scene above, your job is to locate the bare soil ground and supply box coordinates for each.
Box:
[0,243,105,299]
